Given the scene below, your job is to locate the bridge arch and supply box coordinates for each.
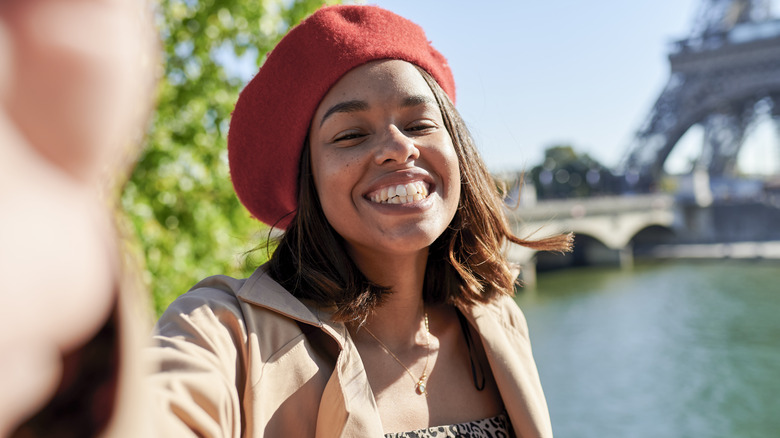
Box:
[535,233,619,271]
[631,224,676,245]
[630,224,677,257]
[560,213,676,251]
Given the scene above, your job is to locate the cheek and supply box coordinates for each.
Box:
[433,142,462,231]
[311,149,359,223]
[441,143,462,206]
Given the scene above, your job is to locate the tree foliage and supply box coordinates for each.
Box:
[121,0,339,314]
[530,145,617,199]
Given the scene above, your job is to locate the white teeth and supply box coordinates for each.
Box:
[370,182,430,204]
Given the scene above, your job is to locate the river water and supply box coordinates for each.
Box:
[515,260,780,438]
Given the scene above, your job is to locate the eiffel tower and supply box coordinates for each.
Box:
[622,0,780,191]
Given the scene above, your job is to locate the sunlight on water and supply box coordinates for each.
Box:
[516,261,780,438]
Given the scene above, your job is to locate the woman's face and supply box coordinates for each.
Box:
[308,60,460,262]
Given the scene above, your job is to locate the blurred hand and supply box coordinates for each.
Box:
[0,0,157,434]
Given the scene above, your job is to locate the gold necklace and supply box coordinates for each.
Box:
[363,312,430,396]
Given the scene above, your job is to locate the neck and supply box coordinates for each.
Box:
[349,248,429,347]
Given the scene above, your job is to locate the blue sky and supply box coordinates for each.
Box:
[356,0,780,174]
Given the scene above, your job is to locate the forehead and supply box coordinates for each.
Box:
[315,60,435,112]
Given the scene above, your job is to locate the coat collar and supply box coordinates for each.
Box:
[233,265,530,357]
[234,264,349,349]
[234,265,383,436]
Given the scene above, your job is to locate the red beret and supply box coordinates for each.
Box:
[227,5,456,228]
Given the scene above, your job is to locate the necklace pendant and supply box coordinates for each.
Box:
[415,379,427,396]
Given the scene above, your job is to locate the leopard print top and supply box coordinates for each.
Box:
[385,411,513,438]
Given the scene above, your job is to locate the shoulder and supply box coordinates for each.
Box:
[157,275,247,323]
[493,293,530,329]
[153,274,250,342]
[460,294,530,340]
[154,265,334,352]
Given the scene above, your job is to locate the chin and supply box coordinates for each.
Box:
[369,225,448,256]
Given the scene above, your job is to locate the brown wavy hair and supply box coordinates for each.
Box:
[268,66,572,324]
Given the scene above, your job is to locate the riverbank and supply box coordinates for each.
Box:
[638,240,780,259]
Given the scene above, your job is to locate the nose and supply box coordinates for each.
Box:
[373,125,420,165]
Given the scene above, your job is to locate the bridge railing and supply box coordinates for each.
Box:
[505,194,675,222]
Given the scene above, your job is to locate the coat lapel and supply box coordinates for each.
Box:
[316,322,383,437]
[461,296,553,438]
[238,266,383,437]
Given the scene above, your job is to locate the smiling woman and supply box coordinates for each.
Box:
[148,5,571,437]
[309,61,461,265]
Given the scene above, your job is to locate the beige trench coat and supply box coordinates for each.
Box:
[148,266,553,437]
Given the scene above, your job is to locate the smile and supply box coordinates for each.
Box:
[368,181,430,204]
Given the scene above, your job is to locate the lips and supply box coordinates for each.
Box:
[367,181,430,204]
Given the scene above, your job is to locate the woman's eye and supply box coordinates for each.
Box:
[333,131,366,142]
[406,122,437,134]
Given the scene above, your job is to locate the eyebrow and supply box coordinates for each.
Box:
[319,94,435,127]
[401,94,435,108]
[320,100,368,126]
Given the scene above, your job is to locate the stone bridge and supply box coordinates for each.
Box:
[504,194,677,284]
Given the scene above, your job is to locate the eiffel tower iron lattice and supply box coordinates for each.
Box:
[621,0,780,191]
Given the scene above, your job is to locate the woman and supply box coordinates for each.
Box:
[149,5,571,437]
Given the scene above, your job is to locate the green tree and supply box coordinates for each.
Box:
[530,145,616,199]
[121,0,339,315]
